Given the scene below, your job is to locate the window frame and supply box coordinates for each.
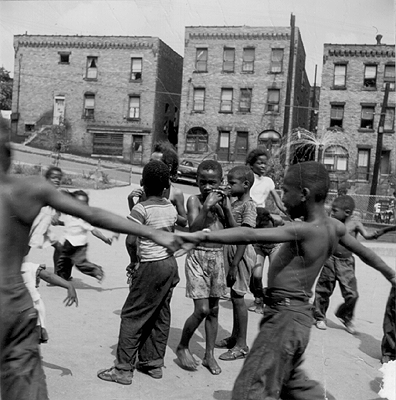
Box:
[266,89,280,113]
[195,48,208,72]
[130,57,142,81]
[242,47,255,73]
[223,48,235,73]
[83,93,95,119]
[239,88,252,113]
[333,64,347,88]
[384,107,395,132]
[383,64,395,91]
[270,49,284,73]
[193,88,205,112]
[220,88,233,113]
[185,127,209,153]
[323,146,348,172]
[356,148,371,181]
[363,64,377,89]
[86,56,98,80]
[58,52,70,64]
[329,104,344,128]
[360,105,375,129]
[217,130,231,161]
[128,95,141,120]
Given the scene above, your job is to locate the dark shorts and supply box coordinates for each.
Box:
[1,280,48,400]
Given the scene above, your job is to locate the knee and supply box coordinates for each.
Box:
[194,305,211,320]
[208,305,219,318]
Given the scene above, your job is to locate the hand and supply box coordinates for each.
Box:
[226,265,237,288]
[390,276,396,287]
[204,191,224,209]
[103,237,113,245]
[129,188,144,198]
[64,285,78,307]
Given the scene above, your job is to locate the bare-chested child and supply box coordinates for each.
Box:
[176,160,234,376]
[314,195,378,334]
[0,121,183,400]
[178,161,396,399]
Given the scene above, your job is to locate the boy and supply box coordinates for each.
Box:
[215,166,256,362]
[176,160,233,376]
[179,161,396,399]
[314,195,377,334]
[0,120,183,400]
[21,261,78,343]
[97,161,179,384]
[56,190,114,282]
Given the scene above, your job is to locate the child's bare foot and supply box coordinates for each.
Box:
[202,355,221,375]
[176,346,199,371]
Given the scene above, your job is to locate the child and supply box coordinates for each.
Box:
[97,160,179,384]
[21,261,78,343]
[56,190,115,282]
[215,166,256,362]
[29,166,65,272]
[249,207,283,314]
[176,160,233,376]
[179,161,396,399]
[246,147,287,310]
[314,195,378,334]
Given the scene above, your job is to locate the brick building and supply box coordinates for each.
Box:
[178,17,311,168]
[317,40,395,193]
[11,35,183,164]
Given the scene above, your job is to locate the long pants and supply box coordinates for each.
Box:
[231,298,329,400]
[56,240,102,281]
[382,286,396,360]
[1,280,48,400]
[314,255,358,323]
[116,256,179,371]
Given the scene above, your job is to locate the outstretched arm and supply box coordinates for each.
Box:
[373,225,396,239]
[92,228,112,245]
[39,269,78,307]
[354,221,377,240]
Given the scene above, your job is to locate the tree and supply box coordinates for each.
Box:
[0,67,13,110]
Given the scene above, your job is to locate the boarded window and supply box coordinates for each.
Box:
[92,133,123,156]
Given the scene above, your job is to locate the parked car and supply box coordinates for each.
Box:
[177,159,199,182]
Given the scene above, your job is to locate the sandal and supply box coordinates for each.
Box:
[219,346,249,361]
[97,367,133,385]
[215,336,236,349]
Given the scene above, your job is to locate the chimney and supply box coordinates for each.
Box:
[376,34,383,45]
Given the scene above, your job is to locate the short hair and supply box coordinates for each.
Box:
[152,141,179,179]
[245,147,270,167]
[256,207,273,228]
[228,165,255,188]
[197,160,223,179]
[142,160,170,196]
[333,195,355,212]
[72,190,89,203]
[44,166,63,180]
[285,161,330,202]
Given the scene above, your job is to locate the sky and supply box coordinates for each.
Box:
[0,0,394,84]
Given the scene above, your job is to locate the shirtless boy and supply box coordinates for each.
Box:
[176,160,233,376]
[179,161,396,399]
[0,123,182,400]
[314,195,377,334]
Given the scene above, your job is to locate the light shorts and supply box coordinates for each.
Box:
[185,246,226,299]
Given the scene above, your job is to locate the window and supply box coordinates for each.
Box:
[220,88,233,112]
[323,146,348,172]
[239,89,252,112]
[223,48,235,72]
[270,49,284,73]
[195,48,208,72]
[384,107,395,131]
[330,105,344,128]
[333,64,346,87]
[185,127,208,153]
[360,106,375,129]
[218,131,231,161]
[383,65,395,90]
[357,148,370,181]
[25,124,35,132]
[128,96,140,119]
[86,57,98,79]
[242,48,255,72]
[258,130,281,153]
[53,96,65,125]
[92,133,123,156]
[235,131,248,162]
[267,89,280,113]
[364,65,377,88]
[131,58,142,81]
[84,94,95,119]
[193,88,205,112]
[58,52,70,64]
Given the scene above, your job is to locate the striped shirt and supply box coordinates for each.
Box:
[231,198,257,228]
[128,198,177,262]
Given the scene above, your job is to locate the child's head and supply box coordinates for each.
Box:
[282,161,330,219]
[151,142,179,181]
[196,160,223,197]
[256,207,273,228]
[73,190,89,204]
[227,165,254,197]
[141,160,170,197]
[331,195,355,222]
[246,147,270,177]
[45,166,63,188]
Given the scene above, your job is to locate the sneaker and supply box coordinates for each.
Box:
[315,320,327,330]
[336,315,356,335]
[137,364,163,379]
[248,298,263,312]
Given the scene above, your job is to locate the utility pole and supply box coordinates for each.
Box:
[370,83,390,196]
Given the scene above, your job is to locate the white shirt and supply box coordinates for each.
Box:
[250,174,275,208]
[63,215,94,246]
